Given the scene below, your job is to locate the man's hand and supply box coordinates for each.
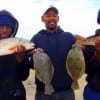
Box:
[95,36,100,60]
[95,36,100,52]
[15,44,26,63]
[31,48,44,54]
[72,43,85,51]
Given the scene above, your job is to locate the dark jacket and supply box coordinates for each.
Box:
[31,27,76,92]
[83,45,100,91]
[0,54,29,99]
[0,10,29,99]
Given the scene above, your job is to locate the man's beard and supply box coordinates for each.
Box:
[48,27,56,31]
[46,25,57,31]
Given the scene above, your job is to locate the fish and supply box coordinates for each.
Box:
[76,34,96,45]
[33,52,54,95]
[66,46,85,89]
[77,37,96,46]
[0,37,35,56]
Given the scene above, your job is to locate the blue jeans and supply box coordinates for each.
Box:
[83,84,100,100]
[35,88,75,100]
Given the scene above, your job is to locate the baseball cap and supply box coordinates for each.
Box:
[43,6,59,15]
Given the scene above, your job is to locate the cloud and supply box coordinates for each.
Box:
[0,0,100,39]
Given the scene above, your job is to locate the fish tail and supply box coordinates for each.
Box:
[44,83,54,95]
[71,80,79,90]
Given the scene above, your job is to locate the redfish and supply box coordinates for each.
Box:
[0,37,35,56]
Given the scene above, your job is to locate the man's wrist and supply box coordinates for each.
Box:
[94,51,100,61]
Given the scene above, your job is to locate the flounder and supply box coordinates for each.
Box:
[33,52,54,95]
[66,45,85,89]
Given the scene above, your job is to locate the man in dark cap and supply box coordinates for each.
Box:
[31,6,76,100]
[0,10,29,100]
[83,9,100,100]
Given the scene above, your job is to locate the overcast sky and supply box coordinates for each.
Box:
[0,0,100,40]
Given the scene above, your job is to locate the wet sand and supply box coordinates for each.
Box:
[23,69,87,100]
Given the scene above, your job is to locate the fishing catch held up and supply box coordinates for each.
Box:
[0,37,35,56]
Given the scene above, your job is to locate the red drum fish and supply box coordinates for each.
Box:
[0,37,35,56]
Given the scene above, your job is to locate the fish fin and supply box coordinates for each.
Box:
[44,83,54,95]
[71,80,79,90]
[8,46,17,52]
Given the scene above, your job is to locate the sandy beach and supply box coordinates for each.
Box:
[23,69,87,100]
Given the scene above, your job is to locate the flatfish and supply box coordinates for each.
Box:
[33,52,54,95]
[66,46,85,89]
